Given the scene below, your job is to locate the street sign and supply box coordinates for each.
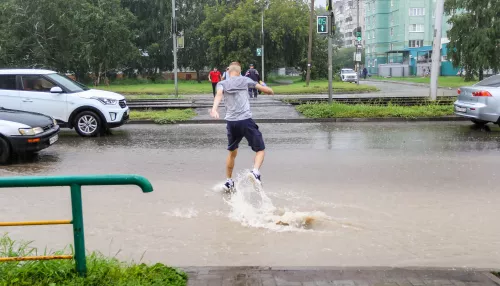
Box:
[317,16,328,34]
[354,52,362,62]
[177,36,184,49]
[256,48,262,56]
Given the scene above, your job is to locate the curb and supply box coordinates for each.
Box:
[367,79,458,89]
[128,116,468,125]
[484,272,500,285]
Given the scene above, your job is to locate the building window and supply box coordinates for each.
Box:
[372,30,375,39]
[408,40,424,48]
[409,8,425,16]
[390,43,394,51]
[409,24,424,32]
[391,0,393,7]
[390,14,394,25]
[390,28,394,36]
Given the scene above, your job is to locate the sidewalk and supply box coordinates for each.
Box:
[183,267,500,286]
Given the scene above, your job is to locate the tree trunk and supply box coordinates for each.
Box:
[479,68,484,81]
[196,70,201,83]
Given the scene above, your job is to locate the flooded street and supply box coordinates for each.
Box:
[1,122,500,268]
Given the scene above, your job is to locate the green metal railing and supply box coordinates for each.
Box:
[0,175,153,276]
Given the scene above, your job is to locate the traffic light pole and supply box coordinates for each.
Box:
[327,2,333,103]
[172,0,178,97]
[356,0,360,85]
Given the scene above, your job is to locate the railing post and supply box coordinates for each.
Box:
[70,184,87,276]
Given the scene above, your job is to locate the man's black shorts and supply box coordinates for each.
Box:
[226,118,265,152]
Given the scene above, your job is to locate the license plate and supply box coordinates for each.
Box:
[49,134,58,145]
[455,106,466,113]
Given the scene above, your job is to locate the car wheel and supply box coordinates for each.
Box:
[74,111,102,137]
[0,137,11,164]
[471,119,487,126]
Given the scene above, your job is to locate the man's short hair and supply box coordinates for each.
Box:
[229,62,241,74]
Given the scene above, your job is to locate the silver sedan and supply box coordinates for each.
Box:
[454,74,500,125]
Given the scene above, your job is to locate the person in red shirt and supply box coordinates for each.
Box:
[208,67,222,97]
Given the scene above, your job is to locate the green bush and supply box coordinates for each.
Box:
[0,234,187,286]
[296,103,454,119]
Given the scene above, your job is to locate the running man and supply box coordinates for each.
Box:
[208,67,222,97]
[210,62,274,191]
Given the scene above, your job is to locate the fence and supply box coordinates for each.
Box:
[0,174,153,276]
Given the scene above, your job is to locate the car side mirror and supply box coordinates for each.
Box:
[50,87,63,93]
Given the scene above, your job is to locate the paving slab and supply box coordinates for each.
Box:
[184,268,499,286]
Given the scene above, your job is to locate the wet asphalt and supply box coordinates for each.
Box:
[1,122,500,268]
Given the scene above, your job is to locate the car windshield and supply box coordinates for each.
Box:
[342,69,355,73]
[475,74,500,88]
[46,73,89,93]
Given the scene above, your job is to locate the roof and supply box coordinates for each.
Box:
[0,69,57,75]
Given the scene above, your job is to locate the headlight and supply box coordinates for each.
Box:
[19,127,44,136]
[93,97,117,105]
[52,117,58,126]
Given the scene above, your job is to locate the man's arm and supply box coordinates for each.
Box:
[210,87,224,119]
[255,83,274,95]
[208,72,212,82]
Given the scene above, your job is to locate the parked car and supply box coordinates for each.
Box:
[340,68,358,83]
[0,69,129,137]
[0,108,60,164]
[454,74,500,125]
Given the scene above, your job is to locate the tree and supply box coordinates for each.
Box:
[177,0,218,82]
[445,0,500,81]
[200,0,310,72]
[121,0,173,78]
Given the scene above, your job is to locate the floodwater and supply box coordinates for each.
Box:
[1,122,500,268]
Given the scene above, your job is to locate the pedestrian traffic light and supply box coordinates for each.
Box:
[317,16,328,34]
[356,27,361,42]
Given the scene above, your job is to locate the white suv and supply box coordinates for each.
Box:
[340,68,358,83]
[0,69,129,137]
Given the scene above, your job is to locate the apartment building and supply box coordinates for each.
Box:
[334,0,365,47]
[364,0,457,76]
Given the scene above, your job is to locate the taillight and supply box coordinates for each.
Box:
[472,91,492,97]
[457,89,461,95]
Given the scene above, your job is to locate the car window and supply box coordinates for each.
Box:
[46,73,88,93]
[21,76,56,92]
[0,75,17,90]
[476,75,500,87]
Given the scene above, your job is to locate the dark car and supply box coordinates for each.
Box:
[0,108,60,164]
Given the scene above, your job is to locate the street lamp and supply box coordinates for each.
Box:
[261,0,269,82]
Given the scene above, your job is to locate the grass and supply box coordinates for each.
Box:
[130,109,197,124]
[99,81,213,95]
[270,80,378,95]
[296,103,454,119]
[124,94,184,100]
[0,234,187,286]
[371,76,478,88]
[97,79,378,95]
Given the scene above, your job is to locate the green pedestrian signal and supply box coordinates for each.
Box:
[256,48,262,56]
[317,16,328,34]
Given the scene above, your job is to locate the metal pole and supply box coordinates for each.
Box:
[172,0,178,97]
[430,0,444,100]
[261,7,265,82]
[356,0,360,85]
[305,0,314,86]
[328,15,333,103]
[70,184,87,276]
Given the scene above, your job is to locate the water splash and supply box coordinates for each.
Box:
[163,207,199,218]
[222,171,330,232]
